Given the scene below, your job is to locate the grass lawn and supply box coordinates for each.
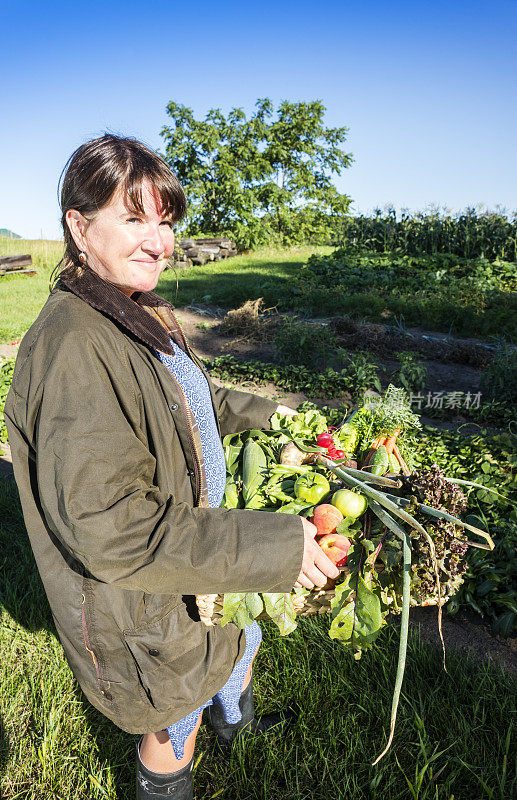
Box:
[0,239,332,343]
[0,477,514,800]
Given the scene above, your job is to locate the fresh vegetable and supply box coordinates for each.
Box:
[384,427,401,454]
[316,432,333,448]
[371,444,389,476]
[331,489,367,520]
[294,473,330,505]
[388,453,401,474]
[212,397,504,766]
[392,443,410,476]
[334,423,358,456]
[280,441,313,467]
[242,439,268,508]
[312,504,344,536]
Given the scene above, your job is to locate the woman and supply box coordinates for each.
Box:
[5,134,339,799]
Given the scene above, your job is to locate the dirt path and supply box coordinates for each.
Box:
[0,343,17,358]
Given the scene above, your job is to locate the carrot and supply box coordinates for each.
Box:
[384,427,401,455]
[392,443,410,476]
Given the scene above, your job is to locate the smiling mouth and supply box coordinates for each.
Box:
[132,259,162,265]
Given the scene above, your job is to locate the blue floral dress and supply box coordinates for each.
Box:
[155,342,262,758]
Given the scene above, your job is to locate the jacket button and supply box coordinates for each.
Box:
[148,648,160,657]
[170,403,178,411]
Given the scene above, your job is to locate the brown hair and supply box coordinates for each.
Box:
[53,133,186,284]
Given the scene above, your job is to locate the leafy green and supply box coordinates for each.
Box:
[262,593,298,635]
[220,593,264,628]
[270,408,328,438]
[329,569,383,655]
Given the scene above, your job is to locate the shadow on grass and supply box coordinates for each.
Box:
[157,263,303,309]
[0,478,52,633]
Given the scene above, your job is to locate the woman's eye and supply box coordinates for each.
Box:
[160,220,174,228]
[127,217,142,223]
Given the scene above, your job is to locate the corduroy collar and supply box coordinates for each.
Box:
[58,269,178,355]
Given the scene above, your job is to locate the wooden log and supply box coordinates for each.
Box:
[197,245,220,256]
[194,238,235,249]
[179,238,197,249]
[0,268,38,277]
[0,254,32,269]
[191,254,209,266]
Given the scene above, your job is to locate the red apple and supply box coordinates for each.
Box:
[318,533,351,568]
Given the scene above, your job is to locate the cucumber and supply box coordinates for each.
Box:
[388,453,401,474]
[371,444,389,476]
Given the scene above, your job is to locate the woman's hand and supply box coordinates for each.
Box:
[294,517,340,590]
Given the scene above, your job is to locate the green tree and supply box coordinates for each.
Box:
[160,98,353,249]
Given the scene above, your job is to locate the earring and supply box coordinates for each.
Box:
[78,252,87,264]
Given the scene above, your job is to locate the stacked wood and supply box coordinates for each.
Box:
[167,237,237,268]
[0,254,37,277]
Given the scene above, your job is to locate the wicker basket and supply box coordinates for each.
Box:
[195,585,337,627]
[195,577,443,627]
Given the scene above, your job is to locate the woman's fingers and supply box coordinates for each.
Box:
[296,515,340,589]
[296,574,315,590]
[314,546,340,579]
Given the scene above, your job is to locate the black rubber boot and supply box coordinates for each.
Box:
[206,673,296,750]
[136,737,194,799]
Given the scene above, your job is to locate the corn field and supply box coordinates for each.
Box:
[333,207,517,261]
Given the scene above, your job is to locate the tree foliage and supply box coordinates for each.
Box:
[160,98,353,249]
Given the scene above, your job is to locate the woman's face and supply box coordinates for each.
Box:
[67,180,175,296]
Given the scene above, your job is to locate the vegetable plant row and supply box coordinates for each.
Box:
[333,208,517,262]
[289,249,517,338]
[206,354,516,426]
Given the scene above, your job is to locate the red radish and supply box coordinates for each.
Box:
[334,450,346,459]
[317,432,333,448]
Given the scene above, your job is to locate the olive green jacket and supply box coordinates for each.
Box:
[4,270,304,734]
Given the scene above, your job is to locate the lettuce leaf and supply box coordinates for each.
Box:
[270,409,328,438]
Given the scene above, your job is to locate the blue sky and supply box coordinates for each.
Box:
[2,0,516,239]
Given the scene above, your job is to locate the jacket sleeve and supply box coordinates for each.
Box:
[33,331,304,596]
[212,384,280,438]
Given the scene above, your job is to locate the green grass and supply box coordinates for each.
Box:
[0,241,331,343]
[1,477,515,800]
[0,239,63,343]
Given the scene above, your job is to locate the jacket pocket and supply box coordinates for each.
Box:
[123,601,208,713]
[81,590,114,702]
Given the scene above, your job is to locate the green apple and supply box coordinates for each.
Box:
[331,489,367,520]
